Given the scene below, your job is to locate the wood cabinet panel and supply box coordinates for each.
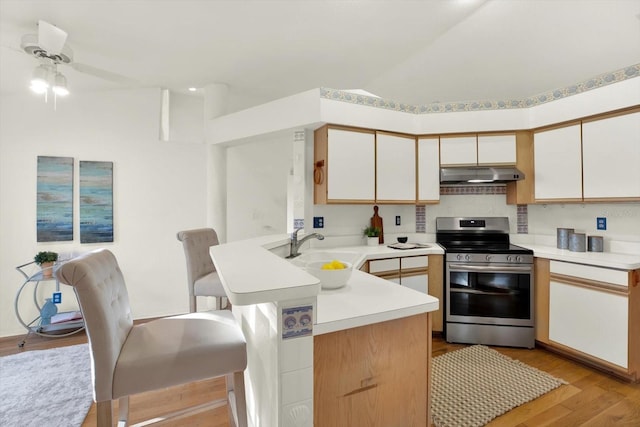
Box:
[314,313,430,426]
[582,111,640,199]
[533,123,583,201]
[417,136,440,202]
[427,254,443,333]
[376,132,416,202]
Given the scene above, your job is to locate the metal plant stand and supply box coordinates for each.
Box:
[14,261,84,347]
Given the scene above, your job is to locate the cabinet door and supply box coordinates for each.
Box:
[533,124,582,201]
[327,128,375,201]
[549,281,628,368]
[314,314,429,426]
[477,134,516,165]
[401,256,429,293]
[582,111,640,199]
[376,132,416,202]
[440,135,477,166]
[417,137,440,202]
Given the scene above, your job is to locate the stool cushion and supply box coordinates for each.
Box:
[194,271,226,297]
[113,310,246,398]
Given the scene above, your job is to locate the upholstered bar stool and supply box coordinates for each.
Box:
[56,249,248,427]
[177,228,228,312]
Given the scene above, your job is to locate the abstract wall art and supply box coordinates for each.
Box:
[36,156,74,242]
[79,161,114,243]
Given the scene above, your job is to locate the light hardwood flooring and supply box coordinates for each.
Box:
[2,331,639,426]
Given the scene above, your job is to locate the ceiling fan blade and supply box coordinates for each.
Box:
[70,62,141,86]
[38,20,68,55]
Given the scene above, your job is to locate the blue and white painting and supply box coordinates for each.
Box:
[37,156,74,242]
[79,161,113,243]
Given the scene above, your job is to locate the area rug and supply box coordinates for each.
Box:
[432,345,567,427]
[0,344,92,427]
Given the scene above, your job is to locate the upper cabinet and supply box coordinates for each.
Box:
[417,136,440,203]
[477,134,517,165]
[314,126,375,204]
[533,123,583,202]
[531,108,640,203]
[440,133,517,166]
[440,135,477,166]
[376,132,416,203]
[582,110,640,200]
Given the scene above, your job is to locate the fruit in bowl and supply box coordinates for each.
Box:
[307,259,353,289]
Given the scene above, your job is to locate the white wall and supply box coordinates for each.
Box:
[226,133,292,241]
[527,202,640,250]
[0,88,208,337]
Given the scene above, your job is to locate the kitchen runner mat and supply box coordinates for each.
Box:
[432,345,567,427]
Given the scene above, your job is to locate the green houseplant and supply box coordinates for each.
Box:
[363,226,381,246]
[363,226,381,238]
[34,251,58,278]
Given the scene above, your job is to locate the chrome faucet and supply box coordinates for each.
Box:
[288,228,324,258]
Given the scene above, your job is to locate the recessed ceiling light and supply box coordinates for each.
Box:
[188,87,197,92]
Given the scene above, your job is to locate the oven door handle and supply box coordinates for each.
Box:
[449,264,532,273]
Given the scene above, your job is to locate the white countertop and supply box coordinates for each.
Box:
[210,235,442,334]
[210,237,321,305]
[315,269,439,335]
[520,244,640,270]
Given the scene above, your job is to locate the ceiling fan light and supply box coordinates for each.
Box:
[52,72,69,96]
[30,65,50,93]
[30,78,49,94]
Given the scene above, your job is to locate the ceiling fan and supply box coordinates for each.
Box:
[15,20,140,92]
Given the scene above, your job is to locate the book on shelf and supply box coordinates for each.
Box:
[50,310,83,324]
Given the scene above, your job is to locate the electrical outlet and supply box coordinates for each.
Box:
[313,216,324,228]
[597,217,607,230]
[395,215,401,226]
[52,292,62,304]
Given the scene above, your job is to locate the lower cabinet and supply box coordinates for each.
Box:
[535,258,640,381]
[364,254,444,333]
[314,313,431,426]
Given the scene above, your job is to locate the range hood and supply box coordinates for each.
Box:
[440,166,525,184]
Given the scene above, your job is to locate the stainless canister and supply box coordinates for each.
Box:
[588,236,604,252]
[557,228,574,249]
[569,232,586,252]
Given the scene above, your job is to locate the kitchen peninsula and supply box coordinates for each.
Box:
[210,235,442,426]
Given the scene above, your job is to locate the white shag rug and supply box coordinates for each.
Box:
[0,344,92,427]
[432,345,567,427]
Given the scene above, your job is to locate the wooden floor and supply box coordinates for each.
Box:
[2,331,639,426]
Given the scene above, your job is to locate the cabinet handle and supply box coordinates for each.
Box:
[314,160,325,184]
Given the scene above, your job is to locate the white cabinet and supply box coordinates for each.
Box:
[376,132,416,202]
[440,133,517,166]
[477,134,517,165]
[538,259,640,379]
[440,135,477,166]
[549,280,628,368]
[582,111,640,199]
[367,256,428,293]
[314,126,376,204]
[533,123,583,201]
[417,136,440,202]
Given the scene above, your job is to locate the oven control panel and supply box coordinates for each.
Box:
[446,253,533,264]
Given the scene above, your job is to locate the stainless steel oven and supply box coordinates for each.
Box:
[437,217,535,348]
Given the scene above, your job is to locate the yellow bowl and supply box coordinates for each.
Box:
[306,261,353,289]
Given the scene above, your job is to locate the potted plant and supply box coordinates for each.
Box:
[34,251,58,278]
[363,226,381,246]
